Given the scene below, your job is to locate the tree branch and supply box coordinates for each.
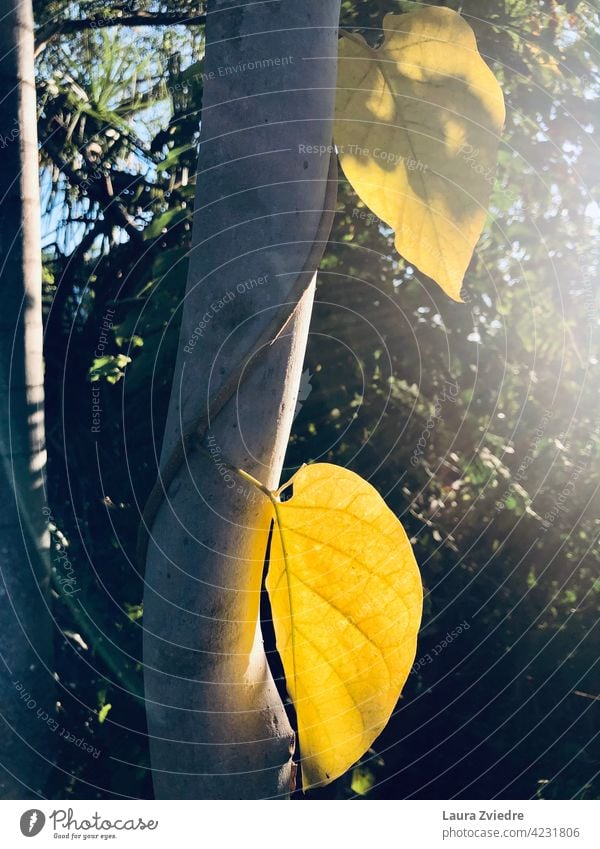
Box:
[35,10,207,56]
[43,138,144,242]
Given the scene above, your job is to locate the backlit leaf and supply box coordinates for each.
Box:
[334,7,505,301]
[265,463,422,788]
[98,703,112,724]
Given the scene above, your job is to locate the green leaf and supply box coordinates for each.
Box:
[334,8,505,301]
[89,354,131,383]
[160,142,196,172]
[98,703,112,724]
[351,764,376,796]
[144,206,188,241]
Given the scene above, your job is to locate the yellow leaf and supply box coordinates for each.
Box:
[334,8,505,301]
[265,463,422,788]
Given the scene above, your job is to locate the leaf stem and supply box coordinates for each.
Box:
[229,465,274,501]
[339,28,369,48]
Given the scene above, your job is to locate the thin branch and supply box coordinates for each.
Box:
[43,137,144,242]
[573,690,600,702]
[35,10,207,56]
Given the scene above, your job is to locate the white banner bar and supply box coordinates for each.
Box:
[0,800,598,848]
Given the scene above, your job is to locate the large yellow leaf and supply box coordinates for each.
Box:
[334,7,505,301]
[265,463,422,788]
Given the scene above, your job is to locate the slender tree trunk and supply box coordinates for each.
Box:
[143,0,341,798]
[0,0,54,798]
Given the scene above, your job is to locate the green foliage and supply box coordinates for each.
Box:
[89,353,132,383]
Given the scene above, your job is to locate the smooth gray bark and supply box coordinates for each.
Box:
[143,0,341,798]
[0,0,54,799]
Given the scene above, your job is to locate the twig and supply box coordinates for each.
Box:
[573,690,600,702]
[36,10,207,56]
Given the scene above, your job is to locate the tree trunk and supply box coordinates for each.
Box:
[0,0,54,798]
[143,0,341,798]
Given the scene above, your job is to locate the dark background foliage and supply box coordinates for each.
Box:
[36,0,599,799]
